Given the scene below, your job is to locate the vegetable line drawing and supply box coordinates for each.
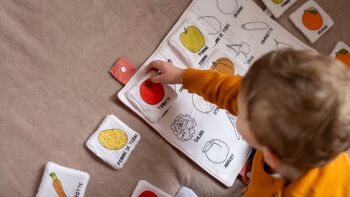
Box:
[226,41,251,64]
[225,111,241,141]
[241,21,269,31]
[192,94,215,114]
[98,129,128,150]
[50,172,67,197]
[203,139,230,163]
[197,16,222,35]
[216,0,239,15]
[180,26,205,53]
[171,114,197,142]
[274,39,293,49]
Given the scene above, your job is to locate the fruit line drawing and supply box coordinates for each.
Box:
[50,172,67,197]
[180,26,205,53]
[274,39,293,49]
[197,16,222,35]
[192,94,215,114]
[98,129,128,150]
[225,111,241,141]
[336,49,350,68]
[203,139,230,163]
[226,41,251,64]
[171,114,197,142]
[139,79,165,105]
[302,7,323,31]
[216,0,238,15]
[241,21,269,31]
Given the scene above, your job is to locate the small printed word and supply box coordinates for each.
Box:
[74,182,84,197]
[199,46,209,56]
[224,154,235,168]
[281,0,291,8]
[261,27,274,45]
[246,55,255,65]
[317,25,328,35]
[194,130,205,143]
[157,97,171,110]
[234,6,244,18]
[198,55,208,66]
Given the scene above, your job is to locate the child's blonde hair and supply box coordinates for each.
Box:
[241,49,350,170]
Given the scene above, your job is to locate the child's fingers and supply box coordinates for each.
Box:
[150,74,167,83]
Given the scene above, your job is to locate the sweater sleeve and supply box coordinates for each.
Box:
[182,68,242,115]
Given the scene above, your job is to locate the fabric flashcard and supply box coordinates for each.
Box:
[131,180,172,197]
[201,48,247,76]
[36,162,90,197]
[126,71,177,122]
[289,0,334,43]
[174,187,198,197]
[330,41,350,69]
[262,0,296,18]
[168,16,213,67]
[86,114,140,169]
[110,57,138,85]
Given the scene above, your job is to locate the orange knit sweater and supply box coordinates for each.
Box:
[183,68,350,197]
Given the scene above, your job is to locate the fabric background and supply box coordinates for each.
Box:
[0,0,349,196]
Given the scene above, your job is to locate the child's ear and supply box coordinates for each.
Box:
[262,147,281,170]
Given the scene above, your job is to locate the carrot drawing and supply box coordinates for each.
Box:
[50,172,67,197]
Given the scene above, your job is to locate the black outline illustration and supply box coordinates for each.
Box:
[225,111,241,141]
[192,94,215,114]
[241,21,269,31]
[197,16,222,35]
[274,39,293,49]
[226,41,251,64]
[171,114,197,142]
[203,139,230,163]
[216,0,239,15]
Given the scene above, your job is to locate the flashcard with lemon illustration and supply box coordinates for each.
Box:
[86,114,140,169]
[289,0,334,43]
[331,41,350,69]
[168,16,213,67]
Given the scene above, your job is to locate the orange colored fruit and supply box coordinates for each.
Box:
[211,57,234,75]
[302,7,323,30]
[336,49,350,69]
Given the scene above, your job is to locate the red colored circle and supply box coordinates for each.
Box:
[139,79,165,105]
[139,190,158,197]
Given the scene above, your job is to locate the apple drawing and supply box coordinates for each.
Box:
[139,190,158,197]
[180,26,205,53]
[139,79,165,105]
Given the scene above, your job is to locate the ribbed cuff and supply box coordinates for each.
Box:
[182,68,203,92]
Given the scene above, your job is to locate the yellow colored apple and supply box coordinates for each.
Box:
[180,26,205,53]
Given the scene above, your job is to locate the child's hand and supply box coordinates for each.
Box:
[146,60,185,84]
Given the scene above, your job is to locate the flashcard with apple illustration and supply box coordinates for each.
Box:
[262,0,296,18]
[330,41,350,69]
[168,15,214,68]
[289,0,334,43]
[118,0,312,187]
[126,71,177,122]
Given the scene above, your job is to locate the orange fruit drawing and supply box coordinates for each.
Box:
[302,7,323,30]
[211,57,234,75]
[336,49,350,69]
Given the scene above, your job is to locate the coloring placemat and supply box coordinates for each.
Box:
[118,0,312,187]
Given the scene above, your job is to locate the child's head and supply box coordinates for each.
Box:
[236,49,350,171]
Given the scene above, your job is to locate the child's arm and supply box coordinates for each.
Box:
[147,60,242,115]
